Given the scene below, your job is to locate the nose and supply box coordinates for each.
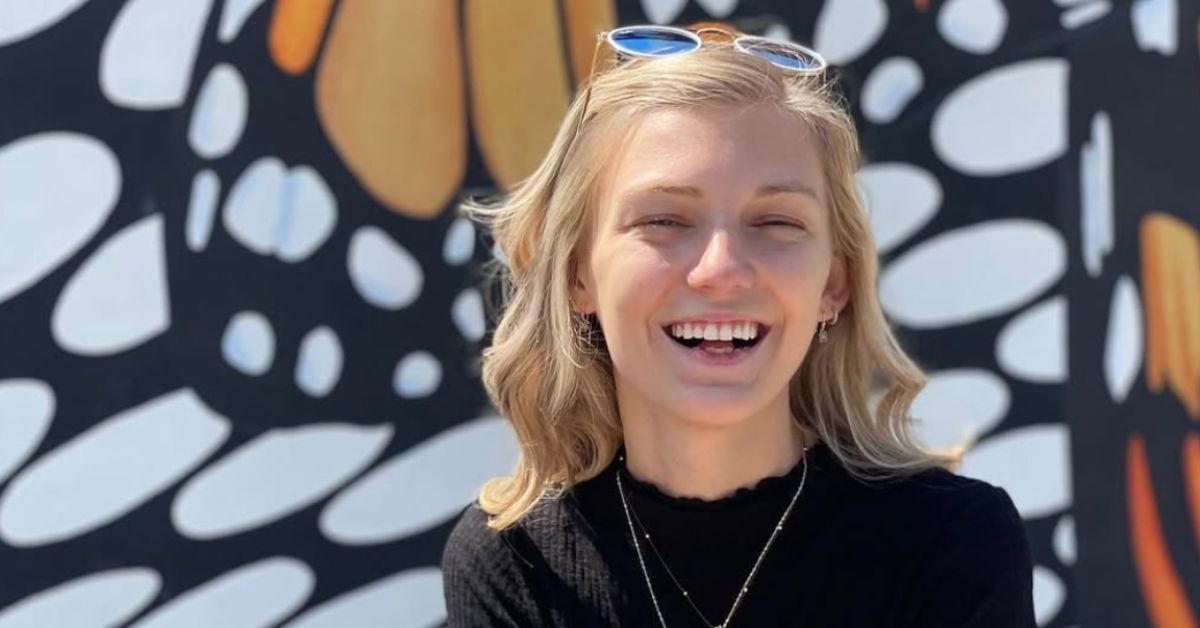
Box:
[687,228,755,293]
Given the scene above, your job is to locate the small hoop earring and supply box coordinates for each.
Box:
[830,309,839,326]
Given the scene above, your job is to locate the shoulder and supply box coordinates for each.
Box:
[441,496,580,590]
[865,470,1035,625]
[441,502,544,626]
[903,469,1027,551]
[849,466,1024,538]
[855,467,1030,568]
[441,501,531,577]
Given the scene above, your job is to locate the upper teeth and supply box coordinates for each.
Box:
[670,322,758,341]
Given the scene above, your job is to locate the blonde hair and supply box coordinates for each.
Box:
[463,42,962,532]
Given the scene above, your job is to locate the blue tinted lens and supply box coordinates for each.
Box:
[610,28,699,56]
[739,39,823,71]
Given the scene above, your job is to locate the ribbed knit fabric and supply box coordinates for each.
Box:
[441,441,1036,627]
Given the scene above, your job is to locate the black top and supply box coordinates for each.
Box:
[441,441,1035,627]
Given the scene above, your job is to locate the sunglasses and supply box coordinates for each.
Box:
[543,24,826,198]
[601,24,826,73]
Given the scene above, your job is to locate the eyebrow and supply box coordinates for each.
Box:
[627,180,820,202]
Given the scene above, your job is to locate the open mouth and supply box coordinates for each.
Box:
[667,324,768,353]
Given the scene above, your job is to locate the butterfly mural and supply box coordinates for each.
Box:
[0,0,1196,626]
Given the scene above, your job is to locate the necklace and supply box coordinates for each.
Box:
[615,446,810,628]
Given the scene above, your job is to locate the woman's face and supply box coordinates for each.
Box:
[572,103,850,427]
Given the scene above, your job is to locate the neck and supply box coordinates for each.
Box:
[618,392,812,502]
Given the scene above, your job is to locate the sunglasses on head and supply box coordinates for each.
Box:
[601,24,826,74]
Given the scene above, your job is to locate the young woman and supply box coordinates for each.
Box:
[442,25,1035,627]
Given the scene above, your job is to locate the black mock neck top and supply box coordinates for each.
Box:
[441,441,1035,627]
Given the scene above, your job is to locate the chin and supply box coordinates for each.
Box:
[660,389,773,426]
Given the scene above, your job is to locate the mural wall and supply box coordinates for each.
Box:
[0,0,1196,626]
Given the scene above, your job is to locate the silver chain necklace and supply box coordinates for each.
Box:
[615,447,809,628]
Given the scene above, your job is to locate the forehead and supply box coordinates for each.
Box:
[596,103,825,205]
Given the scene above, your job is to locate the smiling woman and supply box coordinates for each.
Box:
[442,24,1034,628]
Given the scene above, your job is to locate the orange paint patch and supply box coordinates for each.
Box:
[1143,215,1167,392]
[1183,434,1200,555]
[1127,434,1198,628]
[315,0,466,218]
[561,0,616,89]
[1140,213,1200,418]
[269,0,335,75]
[466,0,570,189]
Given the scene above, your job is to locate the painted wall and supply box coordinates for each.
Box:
[0,0,1196,626]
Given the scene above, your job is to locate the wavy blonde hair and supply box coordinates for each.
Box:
[463,41,963,532]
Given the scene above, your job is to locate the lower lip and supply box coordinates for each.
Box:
[662,330,766,366]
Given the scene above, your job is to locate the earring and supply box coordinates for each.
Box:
[817,309,839,345]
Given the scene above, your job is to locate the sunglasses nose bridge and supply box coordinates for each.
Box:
[692,26,738,44]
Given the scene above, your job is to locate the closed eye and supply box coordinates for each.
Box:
[760,220,805,230]
[642,217,686,229]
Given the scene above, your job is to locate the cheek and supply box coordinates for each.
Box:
[592,244,674,310]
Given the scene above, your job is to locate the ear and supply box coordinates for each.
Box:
[570,258,596,315]
[822,255,852,318]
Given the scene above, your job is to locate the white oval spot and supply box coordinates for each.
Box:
[51,215,170,356]
[294,326,342,398]
[0,389,230,547]
[393,351,443,399]
[911,369,1009,450]
[173,423,392,540]
[861,57,924,125]
[0,379,54,486]
[319,416,519,544]
[1132,0,1177,55]
[695,0,737,18]
[186,169,221,252]
[0,0,90,45]
[856,162,941,254]
[277,166,337,262]
[0,132,120,304]
[100,0,214,109]
[1033,565,1065,625]
[221,310,275,376]
[960,424,1072,519]
[1105,276,1142,404]
[282,567,444,628]
[130,557,313,628]
[813,0,888,65]
[218,0,268,43]
[223,158,281,255]
[188,63,248,159]
[1061,1,1111,29]
[443,217,475,266]
[996,296,1067,384]
[1053,514,1076,566]
[0,568,160,628]
[932,59,1068,176]
[224,158,337,263]
[1081,111,1113,277]
[640,0,687,24]
[348,226,424,310]
[763,23,792,42]
[880,219,1065,329]
[937,0,1007,54]
[452,288,486,342]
